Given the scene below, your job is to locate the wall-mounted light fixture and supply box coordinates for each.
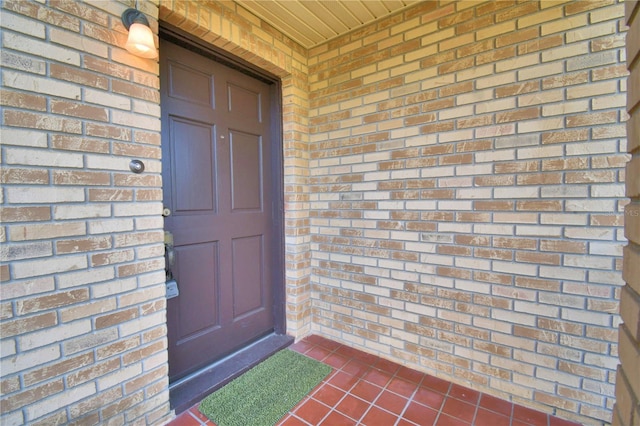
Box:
[121,8,157,59]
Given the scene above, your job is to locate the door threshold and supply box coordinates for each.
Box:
[169,333,294,414]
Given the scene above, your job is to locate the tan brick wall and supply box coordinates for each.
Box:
[0,0,173,424]
[0,0,312,424]
[614,1,640,425]
[0,0,633,425]
[307,1,628,424]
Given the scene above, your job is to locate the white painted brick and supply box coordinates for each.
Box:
[0,12,46,38]
[98,363,143,391]
[91,276,138,299]
[457,64,494,81]
[455,164,493,175]
[0,241,52,262]
[518,62,564,81]
[0,128,48,148]
[542,100,589,116]
[476,71,516,89]
[492,309,536,326]
[540,213,588,225]
[53,204,111,220]
[4,70,81,99]
[496,53,540,73]
[455,279,491,294]
[517,118,564,134]
[84,88,131,110]
[20,319,91,351]
[515,301,559,317]
[540,186,589,198]
[561,308,612,327]
[58,267,116,289]
[0,345,60,376]
[476,98,516,114]
[474,224,514,235]
[12,254,88,279]
[495,187,539,199]
[2,32,80,66]
[5,147,83,168]
[540,265,586,281]
[516,225,562,237]
[26,383,96,421]
[6,187,85,204]
[517,145,563,159]
[566,200,616,212]
[457,188,492,199]
[112,110,161,131]
[457,89,494,105]
[1,49,46,75]
[493,261,537,276]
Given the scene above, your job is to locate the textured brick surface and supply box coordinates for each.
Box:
[306,2,627,425]
[0,0,633,425]
[0,0,171,424]
[614,1,640,425]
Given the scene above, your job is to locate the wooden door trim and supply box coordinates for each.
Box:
[159,26,287,338]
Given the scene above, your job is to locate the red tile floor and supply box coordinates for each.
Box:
[169,335,580,426]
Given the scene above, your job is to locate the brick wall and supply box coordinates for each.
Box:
[0,0,313,423]
[307,1,628,424]
[614,1,640,425]
[0,0,173,424]
[0,0,633,425]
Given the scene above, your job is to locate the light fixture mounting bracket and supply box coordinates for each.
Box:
[121,8,150,30]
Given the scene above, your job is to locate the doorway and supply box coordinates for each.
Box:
[160,37,286,387]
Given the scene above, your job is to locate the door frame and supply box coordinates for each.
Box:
[159,25,287,340]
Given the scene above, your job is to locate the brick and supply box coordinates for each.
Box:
[4,110,82,133]
[1,312,57,338]
[9,222,86,242]
[0,380,65,413]
[0,89,47,111]
[0,49,45,75]
[1,277,55,300]
[0,206,50,222]
[0,1,630,425]
[61,298,118,323]
[85,123,132,141]
[50,63,108,90]
[24,353,94,387]
[51,99,108,121]
[12,254,87,279]
[56,236,112,254]
[6,186,84,204]
[2,31,80,65]
[52,170,111,186]
[0,240,53,262]
[0,127,48,148]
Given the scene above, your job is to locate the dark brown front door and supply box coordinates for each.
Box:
[160,40,276,381]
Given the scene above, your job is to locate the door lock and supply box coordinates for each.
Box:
[164,231,179,299]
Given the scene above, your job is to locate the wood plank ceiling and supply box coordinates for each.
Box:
[235,0,421,49]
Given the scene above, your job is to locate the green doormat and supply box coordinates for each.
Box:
[199,349,333,426]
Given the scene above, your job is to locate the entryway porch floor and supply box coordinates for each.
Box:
[167,335,580,426]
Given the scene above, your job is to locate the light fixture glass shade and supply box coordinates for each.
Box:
[125,22,157,59]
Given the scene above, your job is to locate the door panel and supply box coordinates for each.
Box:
[230,131,262,210]
[173,243,220,339]
[170,117,217,213]
[161,40,275,381]
[228,83,261,121]
[168,62,214,107]
[232,235,264,318]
